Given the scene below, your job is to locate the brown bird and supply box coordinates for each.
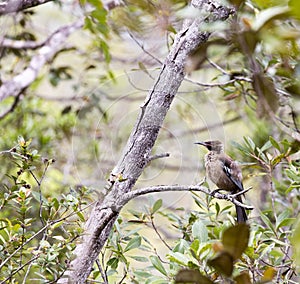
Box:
[195,140,248,223]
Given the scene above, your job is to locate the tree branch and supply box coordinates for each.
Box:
[122,184,254,210]
[0,18,84,102]
[1,38,45,49]
[0,0,53,15]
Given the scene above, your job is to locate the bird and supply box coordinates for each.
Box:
[195,140,248,223]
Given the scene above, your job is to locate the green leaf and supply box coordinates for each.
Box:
[260,212,276,233]
[98,39,111,63]
[173,239,190,253]
[222,223,250,260]
[107,257,119,269]
[271,153,285,166]
[244,136,256,152]
[129,255,148,262]
[168,251,189,266]
[76,211,85,222]
[260,140,272,152]
[175,269,213,284]
[252,6,290,32]
[192,220,208,242]
[51,220,64,230]
[124,236,142,252]
[190,239,200,257]
[150,255,168,276]
[208,251,234,276]
[152,199,163,214]
[215,202,220,216]
[134,270,153,278]
[269,136,281,151]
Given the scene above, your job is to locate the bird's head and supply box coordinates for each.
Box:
[195,140,224,153]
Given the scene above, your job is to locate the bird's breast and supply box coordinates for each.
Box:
[205,153,237,192]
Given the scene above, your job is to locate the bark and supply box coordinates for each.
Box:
[0,0,53,15]
[57,1,235,283]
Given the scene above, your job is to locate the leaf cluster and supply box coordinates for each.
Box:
[0,137,93,282]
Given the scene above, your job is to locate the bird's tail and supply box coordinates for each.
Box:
[235,205,248,223]
[235,195,248,223]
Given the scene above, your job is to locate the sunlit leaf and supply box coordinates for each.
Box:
[76,211,85,222]
[252,6,290,32]
[168,251,189,266]
[51,220,64,230]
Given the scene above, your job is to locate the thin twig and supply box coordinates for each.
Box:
[0,148,29,160]
[124,70,150,92]
[128,32,163,65]
[207,57,229,75]
[0,93,22,119]
[184,76,252,88]
[96,259,108,284]
[150,216,172,250]
[148,152,170,162]
[117,269,128,284]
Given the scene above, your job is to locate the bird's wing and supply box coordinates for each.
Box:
[223,159,244,192]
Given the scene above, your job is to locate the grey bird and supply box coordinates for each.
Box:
[195,140,248,223]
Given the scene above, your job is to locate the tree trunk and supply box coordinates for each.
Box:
[58,1,234,283]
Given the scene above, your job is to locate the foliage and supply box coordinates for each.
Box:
[0,137,92,282]
[86,137,299,283]
[0,0,300,283]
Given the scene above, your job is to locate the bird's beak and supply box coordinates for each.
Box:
[194,142,207,147]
